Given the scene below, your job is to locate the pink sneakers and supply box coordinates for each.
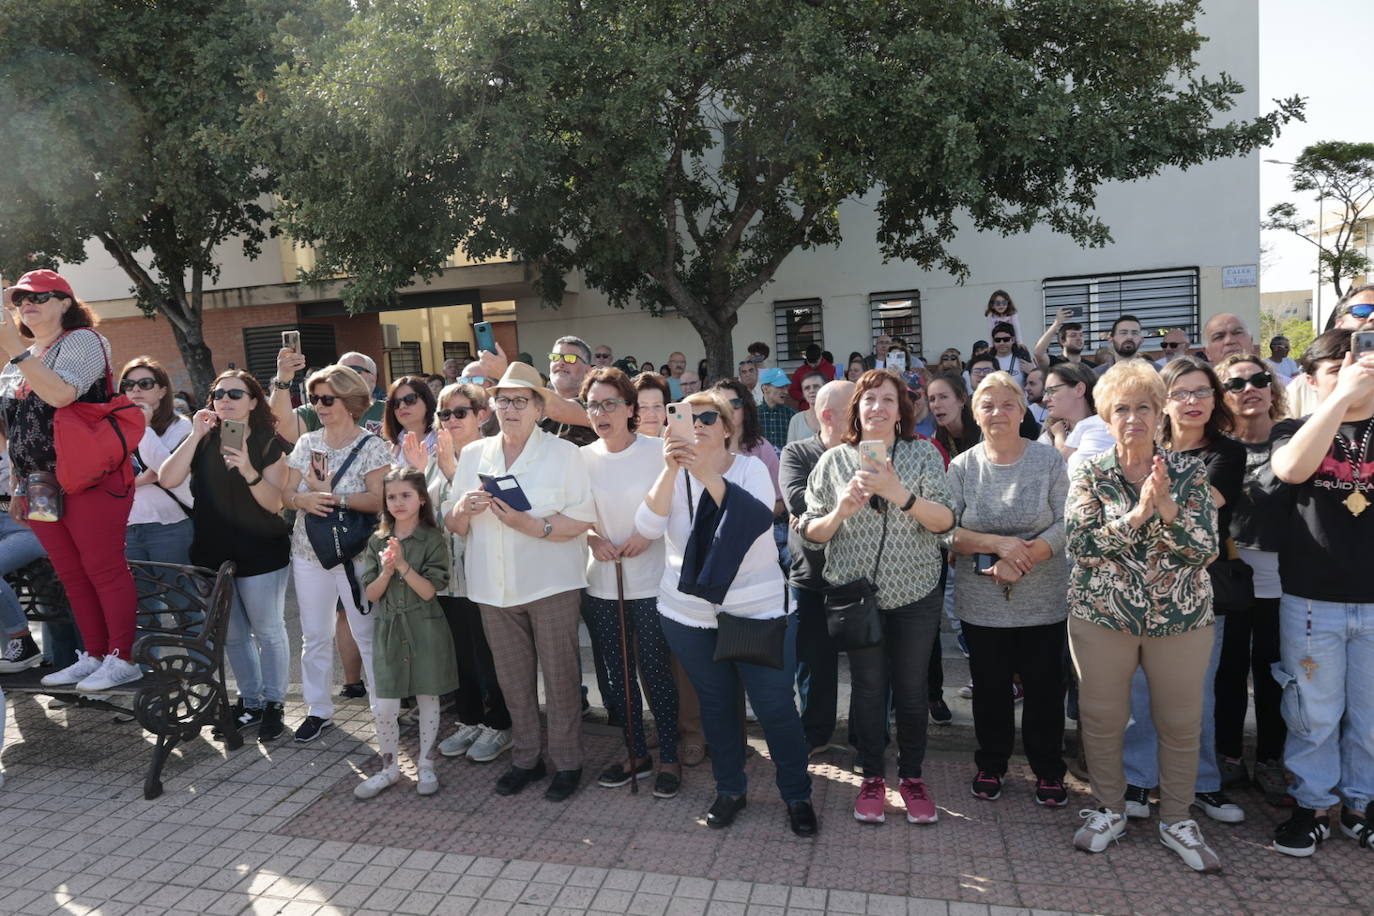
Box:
[900,778,939,824]
[853,776,887,823]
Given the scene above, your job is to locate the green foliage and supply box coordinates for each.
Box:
[1263,141,1374,312]
[1260,312,1315,362]
[0,0,292,397]
[260,0,1301,375]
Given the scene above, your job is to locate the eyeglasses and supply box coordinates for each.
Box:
[12,291,69,306]
[342,363,374,376]
[307,393,337,406]
[548,352,585,364]
[1167,386,1214,403]
[119,378,159,392]
[1042,383,1069,397]
[1221,371,1272,393]
[1114,329,1144,337]
[1347,303,1374,319]
[992,336,1013,344]
[436,407,473,421]
[990,298,1009,306]
[391,392,423,409]
[971,366,995,375]
[493,395,532,409]
[586,398,627,414]
[1160,341,1183,349]
[692,411,721,426]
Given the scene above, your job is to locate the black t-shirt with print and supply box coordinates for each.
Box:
[1271,415,1374,603]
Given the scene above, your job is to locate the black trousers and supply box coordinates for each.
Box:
[1214,597,1286,762]
[439,595,512,730]
[793,586,840,749]
[962,619,1067,780]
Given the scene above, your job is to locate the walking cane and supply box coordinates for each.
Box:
[614,560,640,794]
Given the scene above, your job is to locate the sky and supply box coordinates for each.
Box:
[1259,0,1374,295]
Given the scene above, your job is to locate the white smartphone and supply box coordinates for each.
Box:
[859,439,887,469]
[666,402,694,441]
[281,329,301,352]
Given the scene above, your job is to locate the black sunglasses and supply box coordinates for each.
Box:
[727,397,744,409]
[436,407,472,421]
[391,392,423,409]
[1221,371,1272,393]
[119,378,159,392]
[307,394,338,406]
[211,388,250,401]
[1160,341,1182,349]
[692,411,721,426]
[11,291,69,306]
[993,336,1013,343]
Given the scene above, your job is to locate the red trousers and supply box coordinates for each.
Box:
[30,483,138,658]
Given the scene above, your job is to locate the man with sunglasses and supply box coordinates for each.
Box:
[1334,284,1374,333]
[271,349,385,444]
[540,336,598,447]
[989,322,1033,384]
[1153,328,1191,368]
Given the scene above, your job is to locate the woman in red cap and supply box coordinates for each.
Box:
[0,269,142,692]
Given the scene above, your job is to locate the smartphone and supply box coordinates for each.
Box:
[474,321,496,355]
[666,402,694,442]
[886,350,907,372]
[281,329,301,352]
[973,553,998,574]
[1355,330,1374,358]
[219,419,246,454]
[859,439,887,470]
[310,448,329,481]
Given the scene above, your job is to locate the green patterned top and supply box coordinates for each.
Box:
[1065,448,1217,637]
[803,437,954,610]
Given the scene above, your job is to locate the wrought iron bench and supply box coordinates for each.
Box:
[0,558,241,799]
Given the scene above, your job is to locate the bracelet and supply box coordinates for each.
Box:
[900,492,917,512]
[339,493,350,511]
[244,473,263,487]
[9,351,31,366]
[271,378,290,390]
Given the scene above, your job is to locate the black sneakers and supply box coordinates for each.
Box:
[1274,807,1331,857]
[258,702,286,742]
[0,632,42,673]
[293,715,333,743]
[1340,807,1373,850]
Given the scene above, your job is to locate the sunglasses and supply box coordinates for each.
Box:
[727,397,744,409]
[11,291,69,306]
[993,337,1013,344]
[1348,304,1374,319]
[343,363,374,375]
[593,353,612,360]
[548,352,585,364]
[436,407,473,421]
[692,411,721,426]
[1221,371,1272,393]
[1160,341,1183,349]
[212,388,250,401]
[307,393,338,406]
[119,377,159,392]
[391,392,423,409]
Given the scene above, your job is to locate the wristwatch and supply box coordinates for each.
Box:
[271,377,290,390]
[539,519,553,539]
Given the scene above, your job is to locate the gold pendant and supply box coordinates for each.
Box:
[1346,490,1370,517]
[1300,655,1319,680]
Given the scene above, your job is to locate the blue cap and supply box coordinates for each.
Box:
[759,368,790,387]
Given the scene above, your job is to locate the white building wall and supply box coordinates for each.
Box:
[518,0,1263,368]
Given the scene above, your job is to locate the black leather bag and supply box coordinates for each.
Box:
[1208,552,1254,616]
[713,608,788,669]
[303,435,378,571]
[822,498,888,651]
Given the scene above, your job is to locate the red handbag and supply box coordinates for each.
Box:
[51,336,146,494]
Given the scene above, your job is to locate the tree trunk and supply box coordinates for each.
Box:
[166,308,218,405]
[693,308,738,384]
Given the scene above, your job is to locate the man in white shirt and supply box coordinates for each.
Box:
[1268,337,1299,379]
[1154,328,1191,368]
[738,359,762,406]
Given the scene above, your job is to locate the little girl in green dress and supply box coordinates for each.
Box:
[356,466,459,799]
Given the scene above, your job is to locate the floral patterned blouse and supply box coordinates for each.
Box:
[1065,447,1217,637]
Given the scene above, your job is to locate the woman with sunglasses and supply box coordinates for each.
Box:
[428,382,515,765]
[639,390,816,836]
[119,357,194,580]
[281,365,392,743]
[0,271,142,692]
[446,362,596,802]
[384,375,438,469]
[802,371,955,827]
[1213,353,1289,803]
[711,379,783,512]
[160,371,292,739]
[578,367,681,796]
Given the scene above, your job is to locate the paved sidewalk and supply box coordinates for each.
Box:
[2,685,1369,916]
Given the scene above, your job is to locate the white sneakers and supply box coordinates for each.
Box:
[438,723,483,757]
[39,651,143,692]
[1160,819,1223,872]
[39,651,102,687]
[354,768,401,799]
[1073,808,1126,853]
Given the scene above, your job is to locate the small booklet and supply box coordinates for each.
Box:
[478,473,532,512]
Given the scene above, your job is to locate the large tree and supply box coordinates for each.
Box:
[0,0,290,399]
[262,0,1301,379]
[1262,141,1374,327]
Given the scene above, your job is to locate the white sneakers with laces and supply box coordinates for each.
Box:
[1160,818,1223,872]
[39,651,102,687]
[1073,808,1126,853]
[75,650,143,692]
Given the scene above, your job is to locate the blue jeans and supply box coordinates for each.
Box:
[0,514,45,634]
[1124,616,1225,792]
[660,613,811,803]
[1277,595,1374,812]
[224,567,290,708]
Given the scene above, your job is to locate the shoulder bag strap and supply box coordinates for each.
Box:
[868,438,898,582]
[132,445,193,516]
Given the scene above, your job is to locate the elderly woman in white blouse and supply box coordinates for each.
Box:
[446,362,597,803]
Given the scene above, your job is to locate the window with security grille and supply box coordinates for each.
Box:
[870,291,922,360]
[1042,268,1200,357]
[386,341,424,378]
[773,298,825,374]
[443,341,472,362]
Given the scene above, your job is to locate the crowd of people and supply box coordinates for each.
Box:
[0,270,1371,870]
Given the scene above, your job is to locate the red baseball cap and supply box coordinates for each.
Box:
[4,269,76,304]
